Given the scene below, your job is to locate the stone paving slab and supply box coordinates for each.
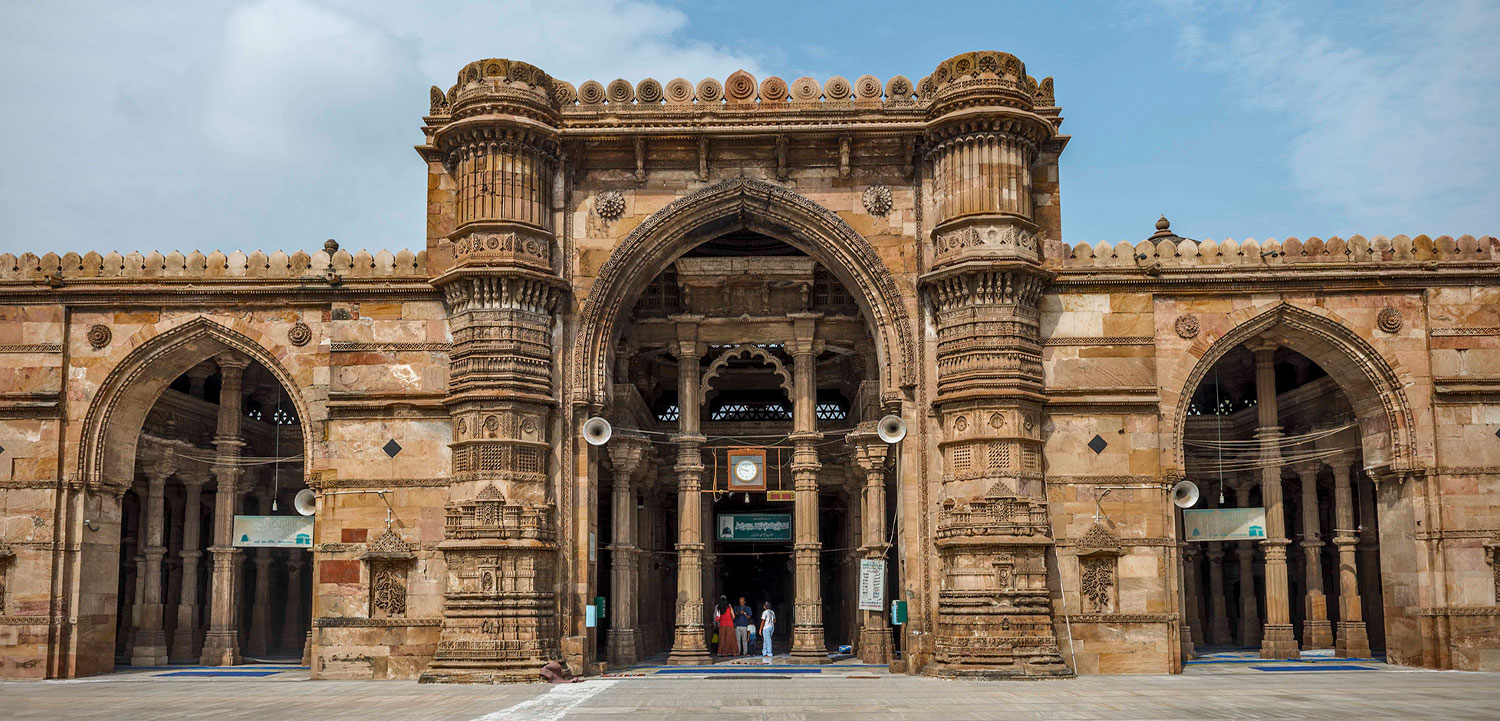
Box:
[2,666,1498,720]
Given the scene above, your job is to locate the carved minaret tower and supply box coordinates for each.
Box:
[917,51,1072,678]
[417,59,568,683]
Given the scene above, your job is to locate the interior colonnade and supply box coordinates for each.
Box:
[1181,341,1384,660]
[112,353,311,667]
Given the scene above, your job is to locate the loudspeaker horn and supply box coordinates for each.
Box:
[1172,480,1200,509]
[293,488,317,516]
[583,416,612,446]
[876,414,907,444]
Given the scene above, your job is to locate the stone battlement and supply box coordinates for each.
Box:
[0,247,427,282]
[427,52,1057,116]
[1044,233,1499,269]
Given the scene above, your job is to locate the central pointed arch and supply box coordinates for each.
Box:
[572,178,916,408]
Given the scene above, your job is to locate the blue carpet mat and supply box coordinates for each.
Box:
[156,670,287,677]
[655,667,823,674]
[1251,665,1375,672]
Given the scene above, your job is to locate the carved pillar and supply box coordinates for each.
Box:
[666,322,711,665]
[282,554,305,653]
[1356,474,1384,651]
[1233,483,1262,647]
[851,429,892,664]
[787,315,827,662]
[1205,496,1232,645]
[1294,462,1332,648]
[172,476,206,662]
[606,434,648,667]
[246,484,274,656]
[202,354,248,666]
[186,362,214,399]
[163,491,183,649]
[1182,542,1204,650]
[1328,453,1371,658]
[919,57,1069,676]
[1250,341,1298,659]
[130,456,173,666]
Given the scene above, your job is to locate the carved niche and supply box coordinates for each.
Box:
[1076,524,1122,613]
[360,529,414,618]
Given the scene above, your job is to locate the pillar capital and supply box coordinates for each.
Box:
[1246,338,1279,357]
[606,433,651,481]
[214,352,250,377]
[1292,460,1322,481]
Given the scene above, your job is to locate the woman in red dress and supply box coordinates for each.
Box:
[714,596,739,656]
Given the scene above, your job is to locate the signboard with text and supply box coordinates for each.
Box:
[1183,507,1267,542]
[858,559,886,611]
[232,515,313,548]
[716,513,792,542]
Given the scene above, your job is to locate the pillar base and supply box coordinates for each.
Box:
[199,632,241,666]
[1259,624,1300,660]
[1301,619,1334,649]
[666,626,711,666]
[789,624,829,663]
[1239,620,1262,648]
[1180,624,1197,660]
[606,627,640,668]
[1336,621,1372,659]
[858,624,892,665]
[130,632,168,668]
[169,627,197,664]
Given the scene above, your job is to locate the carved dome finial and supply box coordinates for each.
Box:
[1156,214,1170,232]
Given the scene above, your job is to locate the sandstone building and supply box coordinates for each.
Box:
[1,52,1497,681]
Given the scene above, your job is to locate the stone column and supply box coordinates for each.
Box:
[788,316,827,662]
[606,435,648,667]
[1183,541,1204,649]
[130,456,173,666]
[1205,495,1232,645]
[282,554,305,653]
[1356,474,1383,650]
[171,476,206,662]
[163,491,183,648]
[851,430,891,664]
[1233,482,1262,647]
[1250,341,1298,659]
[126,489,148,655]
[186,362,214,399]
[666,321,711,665]
[246,483,274,656]
[202,354,248,666]
[1328,453,1371,658]
[1294,462,1332,648]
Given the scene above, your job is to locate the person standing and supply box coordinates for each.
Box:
[759,601,776,663]
[733,596,753,656]
[715,596,739,657]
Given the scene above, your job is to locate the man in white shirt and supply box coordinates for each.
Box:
[759,601,775,663]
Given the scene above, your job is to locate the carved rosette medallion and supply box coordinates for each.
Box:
[595,191,625,221]
[1377,307,1403,333]
[862,185,893,216]
[288,322,312,347]
[86,324,112,349]
[1174,314,1200,339]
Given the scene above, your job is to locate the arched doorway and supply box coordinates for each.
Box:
[1179,343,1386,660]
[1169,304,1419,663]
[575,180,916,668]
[71,318,314,673]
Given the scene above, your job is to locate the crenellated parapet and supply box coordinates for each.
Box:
[1046,233,1500,269]
[0,246,427,282]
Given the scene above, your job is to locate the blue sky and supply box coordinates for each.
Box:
[0,0,1495,255]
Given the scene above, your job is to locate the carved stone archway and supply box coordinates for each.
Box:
[698,344,795,406]
[572,178,916,410]
[77,316,314,491]
[1168,302,1419,476]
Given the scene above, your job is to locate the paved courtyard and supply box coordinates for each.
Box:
[3,658,1498,721]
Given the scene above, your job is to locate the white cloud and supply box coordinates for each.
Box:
[1161,0,1500,234]
[0,0,763,254]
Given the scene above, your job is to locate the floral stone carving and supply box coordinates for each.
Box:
[86,324,112,349]
[1377,307,1403,333]
[862,185,893,216]
[1174,314,1200,339]
[288,322,312,347]
[596,191,626,221]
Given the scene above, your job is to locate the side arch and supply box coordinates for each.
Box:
[698,344,795,405]
[76,316,315,491]
[1167,302,1418,474]
[572,177,916,408]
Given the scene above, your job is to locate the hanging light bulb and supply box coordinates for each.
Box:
[272,498,279,512]
[743,492,750,504]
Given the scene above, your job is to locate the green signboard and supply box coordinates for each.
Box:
[716,513,792,542]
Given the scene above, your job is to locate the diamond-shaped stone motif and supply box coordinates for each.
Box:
[0,443,6,455]
[382,439,402,458]
[1087,435,1108,455]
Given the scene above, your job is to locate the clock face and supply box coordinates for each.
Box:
[735,459,758,481]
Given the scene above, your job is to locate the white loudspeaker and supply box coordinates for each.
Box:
[583,416,612,446]
[1172,480,1201,509]
[293,488,317,516]
[877,414,907,444]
